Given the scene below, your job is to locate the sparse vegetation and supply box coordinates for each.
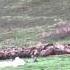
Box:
[0,0,70,70]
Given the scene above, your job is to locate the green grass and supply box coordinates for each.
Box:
[0,26,70,48]
[0,26,45,47]
[0,55,70,70]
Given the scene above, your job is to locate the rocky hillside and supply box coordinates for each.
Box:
[0,0,70,30]
[0,0,70,47]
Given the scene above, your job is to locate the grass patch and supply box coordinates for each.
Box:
[0,25,70,48]
[1,55,70,70]
[0,27,45,47]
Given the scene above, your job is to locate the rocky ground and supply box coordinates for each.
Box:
[0,43,70,60]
